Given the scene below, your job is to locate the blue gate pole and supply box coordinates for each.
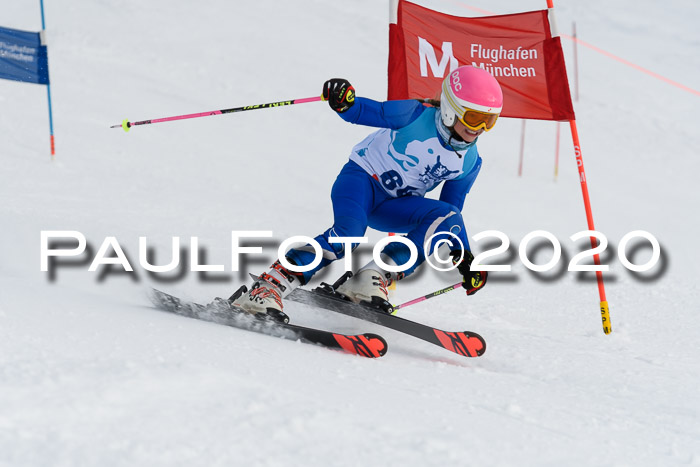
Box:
[40,0,55,159]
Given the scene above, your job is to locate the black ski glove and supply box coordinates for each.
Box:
[451,250,488,296]
[322,78,355,113]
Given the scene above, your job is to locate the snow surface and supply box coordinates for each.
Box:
[1,0,699,465]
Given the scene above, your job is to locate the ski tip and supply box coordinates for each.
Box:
[333,333,388,358]
[147,287,176,308]
[363,333,389,357]
[469,332,487,357]
[146,287,161,304]
[434,330,486,358]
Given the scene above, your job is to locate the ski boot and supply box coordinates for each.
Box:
[333,269,394,314]
[227,260,305,324]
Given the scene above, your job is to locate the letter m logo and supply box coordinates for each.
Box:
[418,37,458,78]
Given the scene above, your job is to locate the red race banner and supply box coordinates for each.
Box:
[388,0,575,121]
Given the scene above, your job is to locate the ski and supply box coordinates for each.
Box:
[148,289,387,358]
[287,286,486,358]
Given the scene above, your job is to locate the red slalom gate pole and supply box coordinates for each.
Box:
[569,121,610,333]
[547,0,611,334]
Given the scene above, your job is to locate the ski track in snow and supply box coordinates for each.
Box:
[1,0,699,465]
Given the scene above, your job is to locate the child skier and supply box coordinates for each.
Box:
[233,65,501,321]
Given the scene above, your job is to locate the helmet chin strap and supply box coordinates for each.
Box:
[449,128,465,142]
[448,133,465,158]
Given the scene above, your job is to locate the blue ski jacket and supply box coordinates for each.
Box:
[336,97,482,211]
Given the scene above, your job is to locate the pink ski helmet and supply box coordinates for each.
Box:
[440,65,503,131]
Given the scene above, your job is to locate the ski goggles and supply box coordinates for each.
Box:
[459,108,500,132]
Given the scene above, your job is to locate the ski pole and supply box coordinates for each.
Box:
[110,95,323,132]
[393,282,463,311]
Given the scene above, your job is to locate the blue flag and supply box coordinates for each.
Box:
[0,25,50,85]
